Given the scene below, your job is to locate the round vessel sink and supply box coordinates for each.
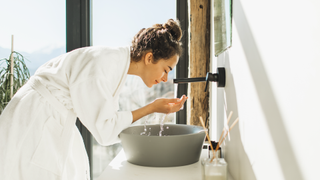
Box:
[119,124,206,167]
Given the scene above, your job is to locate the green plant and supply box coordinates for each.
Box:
[0,51,30,114]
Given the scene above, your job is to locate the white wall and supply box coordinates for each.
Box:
[210,0,320,180]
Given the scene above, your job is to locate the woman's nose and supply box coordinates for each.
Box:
[161,74,168,82]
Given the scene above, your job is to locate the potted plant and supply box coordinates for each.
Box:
[0,50,30,114]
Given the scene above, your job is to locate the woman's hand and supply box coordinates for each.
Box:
[150,95,188,114]
[131,95,188,123]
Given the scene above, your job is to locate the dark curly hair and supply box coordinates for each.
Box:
[131,19,183,63]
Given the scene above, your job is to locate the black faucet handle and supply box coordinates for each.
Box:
[204,68,226,92]
[205,72,218,92]
[205,75,209,92]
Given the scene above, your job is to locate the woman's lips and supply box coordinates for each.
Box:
[155,80,159,84]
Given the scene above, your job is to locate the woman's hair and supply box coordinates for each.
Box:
[131,19,183,63]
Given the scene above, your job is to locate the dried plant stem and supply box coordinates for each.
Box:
[218,111,233,145]
[211,117,239,162]
[199,116,215,159]
[214,111,233,159]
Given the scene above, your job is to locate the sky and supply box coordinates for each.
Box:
[0,0,176,74]
[0,0,66,53]
[93,0,176,47]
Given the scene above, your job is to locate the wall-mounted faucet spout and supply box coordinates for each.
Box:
[173,77,206,84]
[173,67,226,92]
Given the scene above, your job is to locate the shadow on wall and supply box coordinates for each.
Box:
[220,52,257,180]
[227,0,304,180]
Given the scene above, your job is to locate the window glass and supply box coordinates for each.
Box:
[92,0,176,179]
[0,0,66,75]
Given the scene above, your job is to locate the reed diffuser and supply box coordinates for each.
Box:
[199,111,239,180]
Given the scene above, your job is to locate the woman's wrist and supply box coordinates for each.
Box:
[131,103,155,123]
[146,101,155,114]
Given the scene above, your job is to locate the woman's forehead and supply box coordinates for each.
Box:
[167,55,179,66]
[156,54,179,68]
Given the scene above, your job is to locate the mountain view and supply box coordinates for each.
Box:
[0,46,65,76]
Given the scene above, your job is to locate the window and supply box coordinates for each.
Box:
[91,0,176,179]
[0,0,66,75]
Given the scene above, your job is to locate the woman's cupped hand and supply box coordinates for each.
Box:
[150,95,188,114]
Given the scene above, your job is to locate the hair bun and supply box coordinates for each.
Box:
[163,19,182,41]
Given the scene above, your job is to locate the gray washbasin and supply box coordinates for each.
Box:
[119,124,206,167]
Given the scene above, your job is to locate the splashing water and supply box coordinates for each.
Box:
[159,114,168,136]
[140,117,150,135]
[140,116,156,135]
[140,114,168,136]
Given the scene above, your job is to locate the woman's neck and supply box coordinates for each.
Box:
[127,60,143,77]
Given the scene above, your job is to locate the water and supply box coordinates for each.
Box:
[140,114,155,136]
[140,117,151,135]
[159,114,167,136]
[140,123,152,136]
[140,114,169,136]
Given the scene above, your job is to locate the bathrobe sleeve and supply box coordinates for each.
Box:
[69,77,133,146]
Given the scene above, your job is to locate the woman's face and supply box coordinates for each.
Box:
[142,53,179,88]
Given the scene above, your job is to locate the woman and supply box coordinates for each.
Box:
[0,19,187,180]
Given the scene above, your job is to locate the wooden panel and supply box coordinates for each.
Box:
[188,0,210,127]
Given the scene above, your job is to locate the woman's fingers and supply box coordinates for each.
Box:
[166,98,181,104]
[167,95,188,113]
[151,95,188,114]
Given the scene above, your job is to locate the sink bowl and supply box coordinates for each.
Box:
[119,124,206,167]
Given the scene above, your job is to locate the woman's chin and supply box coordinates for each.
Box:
[144,82,153,88]
[143,80,156,88]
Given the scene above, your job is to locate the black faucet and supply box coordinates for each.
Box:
[173,67,226,92]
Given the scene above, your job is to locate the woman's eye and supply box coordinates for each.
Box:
[165,70,168,74]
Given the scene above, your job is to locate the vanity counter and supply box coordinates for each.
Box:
[97,148,234,180]
[97,149,203,180]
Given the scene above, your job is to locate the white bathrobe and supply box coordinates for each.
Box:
[0,46,133,180]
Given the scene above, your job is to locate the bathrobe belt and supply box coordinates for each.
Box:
[28,76,77,173]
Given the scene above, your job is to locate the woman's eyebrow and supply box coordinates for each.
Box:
[168,66,172,71]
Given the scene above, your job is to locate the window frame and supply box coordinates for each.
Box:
[66,0,92,177]
[176,0,189,124]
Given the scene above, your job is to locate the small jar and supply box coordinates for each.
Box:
[201,158,227,180]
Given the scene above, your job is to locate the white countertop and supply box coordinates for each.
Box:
[97,149,204,180]
[97,149,234,180]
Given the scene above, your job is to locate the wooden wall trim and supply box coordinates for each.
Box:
[188,0,211,127]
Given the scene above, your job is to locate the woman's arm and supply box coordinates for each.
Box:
[131,95,188,123]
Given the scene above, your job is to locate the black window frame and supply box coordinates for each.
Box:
[66,0,92,177]
[176,0,189,124]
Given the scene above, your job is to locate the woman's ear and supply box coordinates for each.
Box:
[144,52,153,65]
